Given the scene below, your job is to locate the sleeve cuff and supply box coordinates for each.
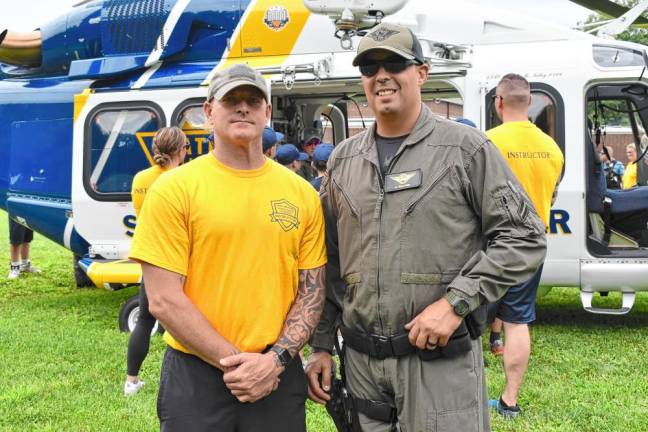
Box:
[309,331,336,353]
[445,279,482,312]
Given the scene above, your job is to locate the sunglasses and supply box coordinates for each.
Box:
[359,59,420,77]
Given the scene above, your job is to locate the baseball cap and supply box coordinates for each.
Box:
[302,128,322,146]
[353,22,425,67]
[207,63,269,101]
[313,143,334,162]
[276,144,309,165]
[262,127,279,152]
[455,117,477,128]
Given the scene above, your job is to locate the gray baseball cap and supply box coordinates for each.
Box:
[207,64,269,101]
[352,22,425,66]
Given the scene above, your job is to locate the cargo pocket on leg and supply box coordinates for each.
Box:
[429,403,479,432]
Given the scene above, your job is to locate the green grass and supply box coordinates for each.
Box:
[1,218,647,431]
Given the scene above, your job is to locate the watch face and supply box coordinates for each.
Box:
[455,300,470,317]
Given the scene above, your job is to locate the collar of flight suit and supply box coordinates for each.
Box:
[359,103,438,169]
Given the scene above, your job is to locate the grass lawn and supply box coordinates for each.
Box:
[1,219,647,431]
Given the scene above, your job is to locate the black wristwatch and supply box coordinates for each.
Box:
[444,291,471,318]
[270,346,292,368]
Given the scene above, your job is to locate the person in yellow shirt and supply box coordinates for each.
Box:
[623,143,638,189]
[486,73,564,418]
[124,126,188,396]
[129,64,327,432]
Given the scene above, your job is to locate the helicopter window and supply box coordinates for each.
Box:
[588,97,648,186]
[593,45,645,68]
[172,99,212,159]
[84,103,165,201]
[486,84,565,157]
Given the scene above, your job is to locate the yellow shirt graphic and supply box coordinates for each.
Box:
[486,121,564,227]
[131,164,167,217]
[623,162,637,189]
[129,154,327,353]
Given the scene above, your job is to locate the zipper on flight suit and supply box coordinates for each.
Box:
[404,164,451,215]
[373,166,386,334]
[373,151,402,335]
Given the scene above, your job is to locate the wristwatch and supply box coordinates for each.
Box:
[270,345,292,368]
[444,291,471,318]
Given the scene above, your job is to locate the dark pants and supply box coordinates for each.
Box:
[158,347,307,432]
[126,283,156,376]
[9,218,33,246]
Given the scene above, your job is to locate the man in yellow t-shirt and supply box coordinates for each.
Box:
[486,73,563,418]
[129,64,327,432]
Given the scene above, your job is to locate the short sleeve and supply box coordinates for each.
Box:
[129,183,190,275]
[131,172,145,217]
[297,190,327,270]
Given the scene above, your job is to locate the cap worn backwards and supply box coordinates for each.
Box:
[353,22,425,66]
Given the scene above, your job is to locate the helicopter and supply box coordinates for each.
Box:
[1,0,647,331]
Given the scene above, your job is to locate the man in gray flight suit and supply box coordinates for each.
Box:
[305,22,547,432]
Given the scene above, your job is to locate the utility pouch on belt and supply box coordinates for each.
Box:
[465,302,488,339]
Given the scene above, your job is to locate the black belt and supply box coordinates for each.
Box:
[340,323,472,361]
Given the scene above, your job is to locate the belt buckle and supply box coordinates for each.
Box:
[371,334,391,359]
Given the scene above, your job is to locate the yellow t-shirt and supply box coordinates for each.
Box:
[486,121,564,227]
[129,154,327,353]
[131,164,167,217]
[623,162,637,189]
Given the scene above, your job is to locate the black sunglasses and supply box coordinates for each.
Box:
[359,59,420,77]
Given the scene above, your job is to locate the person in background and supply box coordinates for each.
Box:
[7,217,40,279]
[599,146,624,189]
[623,143,638,189]
[455,116,477,128]
[276,144,309,174]
[263,126,280,159]
[124,126,188,396]
[486,73,564,418]
[297,128,321,181]
[310,143,334,192]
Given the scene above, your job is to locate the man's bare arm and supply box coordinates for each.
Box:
[142,262,238,370]
[274,265,326,358]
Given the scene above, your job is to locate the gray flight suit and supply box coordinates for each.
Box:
[311,105,547,432]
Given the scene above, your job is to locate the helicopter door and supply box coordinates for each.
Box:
[71,100,166,260]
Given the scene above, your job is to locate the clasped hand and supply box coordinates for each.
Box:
[220,352,282,403]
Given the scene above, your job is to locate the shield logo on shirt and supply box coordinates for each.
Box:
[270,199,300,232]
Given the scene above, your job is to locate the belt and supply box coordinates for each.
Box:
[340,322,472,361]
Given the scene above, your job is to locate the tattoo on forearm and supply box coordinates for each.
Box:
[275,266,326,357]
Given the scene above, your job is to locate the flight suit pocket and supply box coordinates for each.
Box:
[332,176,362,274]
[429,404,479,432]
[343,272,361,303]
[494,182,545,237]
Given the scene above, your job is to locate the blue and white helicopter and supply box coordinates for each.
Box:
[1,0,647,331]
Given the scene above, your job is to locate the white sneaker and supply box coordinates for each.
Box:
[20,261,41,274]
[124,379,145,396]
[7,265,20,279]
